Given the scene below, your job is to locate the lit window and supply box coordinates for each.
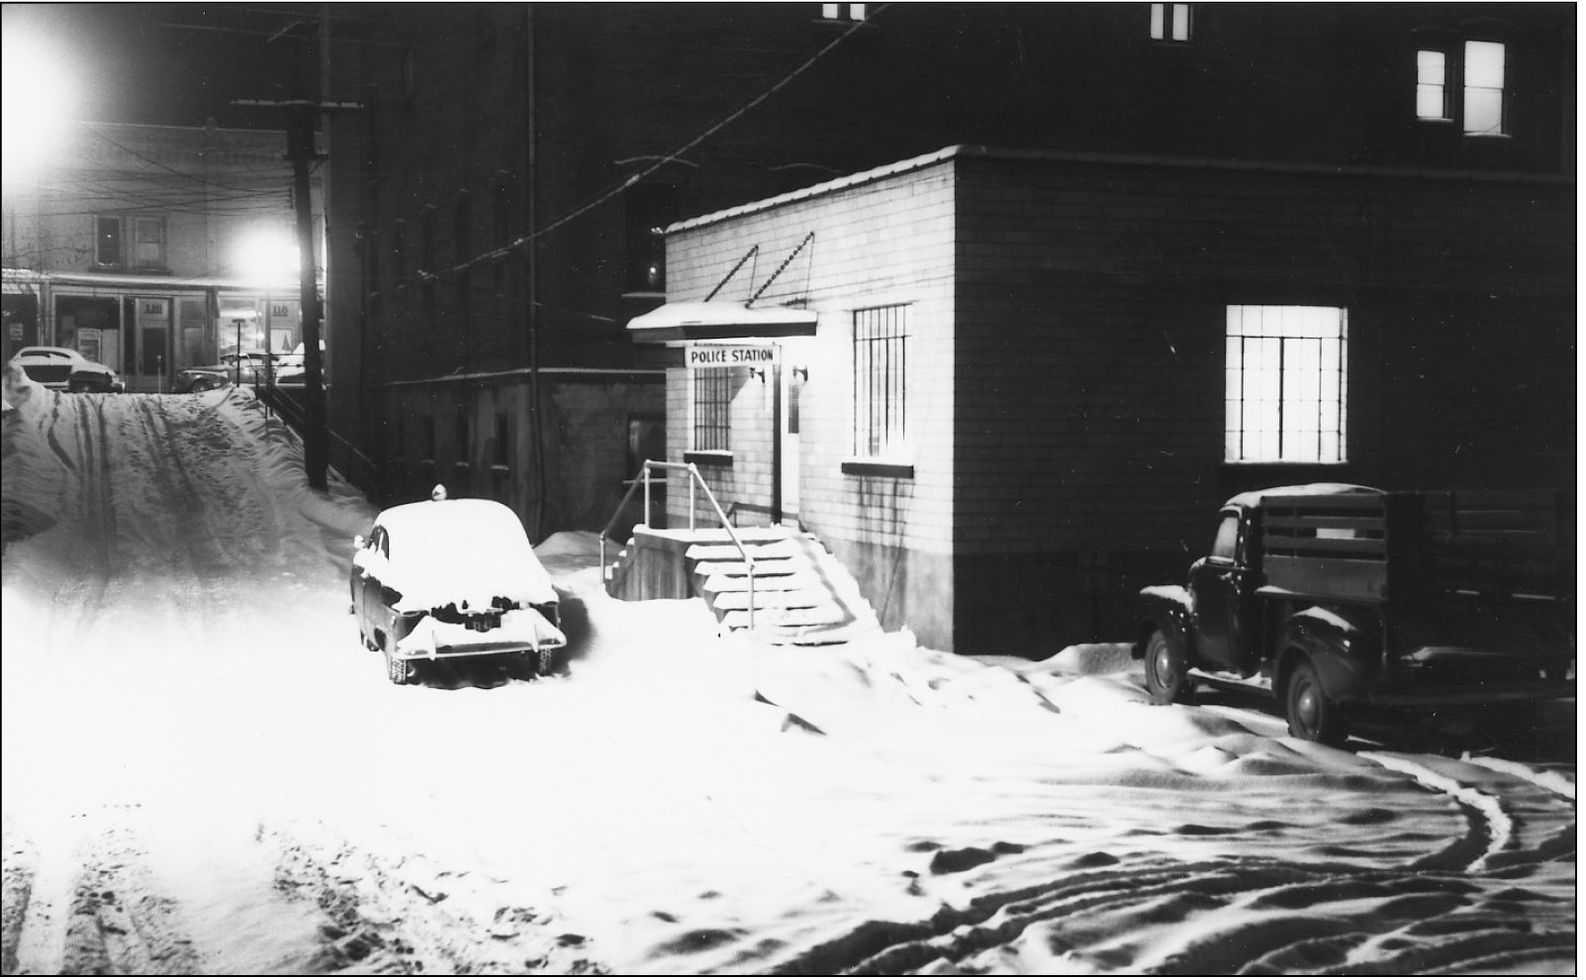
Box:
[853,305,908,458]
[822,3,866,21]
[1416,49,1450,120]
[94,216,122,267]
[1225,306,1347,464]
[1150,3,1192,42]
[692,368,732,452]
[132,217,166,270]
[1463,40,1506,136]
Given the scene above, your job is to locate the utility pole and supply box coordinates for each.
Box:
[233,96,361,491]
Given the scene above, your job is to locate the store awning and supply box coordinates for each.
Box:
[626,301,817,344]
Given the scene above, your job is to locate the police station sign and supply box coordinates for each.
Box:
[686,344,779,369]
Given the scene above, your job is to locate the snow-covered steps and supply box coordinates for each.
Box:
[602,524,880,646]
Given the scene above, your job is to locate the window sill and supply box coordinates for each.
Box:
[812,18,877,31]
[621,290,667,303]
[1221,460,1350,469]
[1462,131,1513,140]
[685,450,733,468]
[842,459,914,479]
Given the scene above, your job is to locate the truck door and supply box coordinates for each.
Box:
[1190,509,1250,671]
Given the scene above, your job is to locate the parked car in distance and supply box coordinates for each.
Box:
[350,497,567,684]
[8,346,124,393]
[172,352,282,393]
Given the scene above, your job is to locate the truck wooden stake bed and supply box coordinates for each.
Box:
[1135,484,1574,745]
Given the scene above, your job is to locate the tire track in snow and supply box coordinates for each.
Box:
[1359,751,1512,873]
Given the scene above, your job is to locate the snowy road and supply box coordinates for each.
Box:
[1,374,1575,975]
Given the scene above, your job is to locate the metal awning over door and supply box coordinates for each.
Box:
[626,302,817,345]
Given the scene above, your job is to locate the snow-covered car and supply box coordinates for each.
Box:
[8,346,124,393]
[351,497,567,684]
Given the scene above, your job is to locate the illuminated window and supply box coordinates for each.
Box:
[692,368,732,452]
[1225,306,1347,464]
[1463,40,1505,136]
[1150,3,1192,42]
[1416,49,1450,120]
[821,3,866,21]
[853,304,908,458]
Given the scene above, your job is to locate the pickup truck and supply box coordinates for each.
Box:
[1136,484,1574,744]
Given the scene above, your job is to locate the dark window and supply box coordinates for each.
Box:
[692,368,732,452]
[132,217,166,270]
[624,183,678,294]
[421,415,436,461]
[94,216,122,267]
[1150,3,1192,42]
[853,305,909,458]
[391,220,406,282]
[454,192,472,314]
[491,176,510,291]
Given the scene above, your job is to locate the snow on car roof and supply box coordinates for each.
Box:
[375,497,531,545]
[1223,483,1382,510]
[12,347,80,359]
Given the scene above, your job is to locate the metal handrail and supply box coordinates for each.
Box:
[599,459,757,629]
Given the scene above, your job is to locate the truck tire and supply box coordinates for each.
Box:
[1284,656,1346,746]
[1144,629,1193,704]
[385,651,415,685]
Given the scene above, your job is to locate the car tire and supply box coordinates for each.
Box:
[537,648,559,677]
[1285,656,1347,746]
[1143,628,1193,704]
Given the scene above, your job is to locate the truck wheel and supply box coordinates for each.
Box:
[1144,629,1193,704]
[1285,657,1346,746]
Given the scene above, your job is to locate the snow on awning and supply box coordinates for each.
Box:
[626,302,817,345]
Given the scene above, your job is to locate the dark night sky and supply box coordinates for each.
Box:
[4,3,318,129]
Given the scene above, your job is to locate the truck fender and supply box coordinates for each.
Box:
[1135,587,1195,664]
[1274,606,1374,704]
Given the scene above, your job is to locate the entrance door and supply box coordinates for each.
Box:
[780,356,804,526]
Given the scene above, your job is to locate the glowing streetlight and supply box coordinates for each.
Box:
[1,33,78,187]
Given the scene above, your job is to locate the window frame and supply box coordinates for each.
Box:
[93,216,123,268]
[689,366,733,456]
[1224,305,1348,466]
[850,304,910,463]
[1149,3,1193,43]
[1460,38,1507,137]
[820,3,866,22]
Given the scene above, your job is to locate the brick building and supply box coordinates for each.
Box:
[323,3,1573,542]
[636,144,1572,653]
[2,121,318,390]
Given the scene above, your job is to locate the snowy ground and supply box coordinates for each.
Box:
[0,369,1575,975]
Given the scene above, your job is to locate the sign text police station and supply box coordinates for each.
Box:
[686,344,779,369]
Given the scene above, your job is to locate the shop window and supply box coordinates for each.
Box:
[132,217,166,270]
[94,216,122,267]
[1149,3,1192,42]
[692,368,732,452]
[1225,305,1348,464]
[624,183,678,296]
[852,304,908,459]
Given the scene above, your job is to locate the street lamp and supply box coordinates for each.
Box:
[1,33,78,188]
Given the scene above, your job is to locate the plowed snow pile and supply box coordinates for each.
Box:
[0,368,1575,975]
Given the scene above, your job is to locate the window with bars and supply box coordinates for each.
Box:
[1149,3,1192,42]
[692,368,732,452]
[1225,306,1347,464]
[853,305,908,458]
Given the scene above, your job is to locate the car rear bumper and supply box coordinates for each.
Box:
[392,607,567,661]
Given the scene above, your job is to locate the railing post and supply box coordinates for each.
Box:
[688,464,699,532]
[643,461,652,528]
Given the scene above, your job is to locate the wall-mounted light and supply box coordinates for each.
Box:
[748,367,767,383]
[792,366,809,382]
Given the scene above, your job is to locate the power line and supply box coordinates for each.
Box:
[420,4,890,282]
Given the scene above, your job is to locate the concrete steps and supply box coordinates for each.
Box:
[604,524,880,646]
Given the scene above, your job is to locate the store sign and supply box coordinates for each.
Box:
[686,344,779,369]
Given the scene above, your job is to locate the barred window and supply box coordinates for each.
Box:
[692,368,732,452]
[1225,305,1347,464]
[853,304,908,458]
